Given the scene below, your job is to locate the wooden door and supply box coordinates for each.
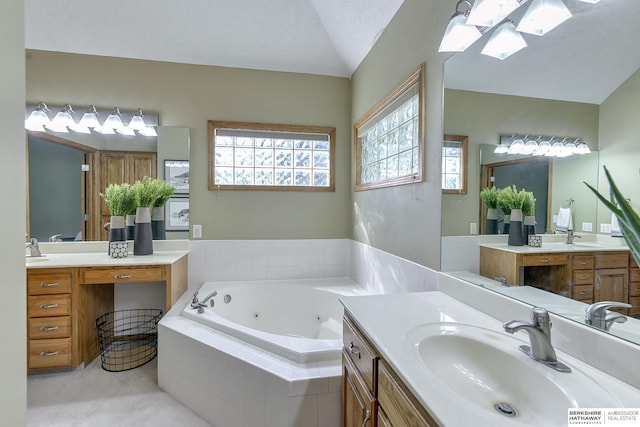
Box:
[343,354,375,427]
[129,152,157,183]
[595,268,629,314]
[100,152,128,234]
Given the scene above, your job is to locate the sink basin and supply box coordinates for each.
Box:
[25,256,48,264]
[403,323,621,426]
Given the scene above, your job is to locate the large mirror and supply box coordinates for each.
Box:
[442,0,640,343]
[27,126,190,242]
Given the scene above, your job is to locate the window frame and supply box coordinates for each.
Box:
[208,120,336,192]
[353,64,425,191]
[442,134,468,194]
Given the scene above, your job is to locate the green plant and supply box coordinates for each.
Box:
[521,190,536,217]
[480,186,499,209]
[584,166,640,265]
[101,183,135,216]
[133,177,159,209]
[152,180,176,208]
[497,185,525,214]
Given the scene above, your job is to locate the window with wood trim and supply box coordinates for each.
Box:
[208,121,335,191]
[442,135,468,194]
[354,64,425,191]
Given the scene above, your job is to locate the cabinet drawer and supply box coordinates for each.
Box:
[631,256,638,269]
[343,317,377,394]
[630,282,640,297]
[573,255,594,270]
[28,338,72,369]
[594,254,629,269]
[573,271,593,285]
[28,316,71,339]
[572,285,593,300]
[522,254,567,266]
[630,268,640,283]
[378,361,437,427]
[28,294,71,318]
[81,267,162,284]
[27,271,72,295]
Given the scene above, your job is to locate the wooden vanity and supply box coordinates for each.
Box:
[26,251,187,372]
[342,314,438,427]
[480,244,640,316]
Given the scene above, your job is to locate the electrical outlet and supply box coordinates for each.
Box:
[601,223,612,233]
[582,222,592,232]
[470,223,478,235]
[192,224,202,239]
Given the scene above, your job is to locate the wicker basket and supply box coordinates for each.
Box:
[96,309,163,372]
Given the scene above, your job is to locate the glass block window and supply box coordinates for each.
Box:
[354,65,424,191]
[442,135,468,194]
[208,121,335,191]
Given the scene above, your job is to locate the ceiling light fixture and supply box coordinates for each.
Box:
[103,107,125,130]
[466,0,520,27]
[517,0,572,36]
[496,134,591,157]
[438,0,483,52]
[46,104,76,133]
[128,108,148,131]
[24,103,51,132]
[481,20,527,60]
[79,105,101,128]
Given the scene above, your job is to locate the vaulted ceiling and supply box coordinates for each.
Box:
[25,0,405,77]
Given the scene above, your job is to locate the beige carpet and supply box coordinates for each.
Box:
[28,358,211,427]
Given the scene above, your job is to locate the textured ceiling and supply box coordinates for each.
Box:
[25,0,405,77]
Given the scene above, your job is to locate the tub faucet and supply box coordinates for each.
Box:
[503,307,571,373]
[585,301,632,331]
[25,238,42,257]
[190,290,218,314]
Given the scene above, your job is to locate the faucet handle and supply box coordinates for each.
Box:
[530,307,550,326]
[586,301,632,316]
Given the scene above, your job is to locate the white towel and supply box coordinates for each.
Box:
[611,213,623,237]
[556,207,573,232]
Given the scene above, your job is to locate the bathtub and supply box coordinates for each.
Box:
[181,277,368,363]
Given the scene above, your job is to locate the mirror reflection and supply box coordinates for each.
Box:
[441,0,640,345]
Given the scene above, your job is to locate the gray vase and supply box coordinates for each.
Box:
[151,207,166,240]
[508,209,524,246]
[486,208,498,235]
[125,214,136,240]
[134,207,153,255]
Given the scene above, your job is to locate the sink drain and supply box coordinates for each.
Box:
[494,402,518,417]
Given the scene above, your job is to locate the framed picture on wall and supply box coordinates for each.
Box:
[164,160,189,194]
[165,197,189,231]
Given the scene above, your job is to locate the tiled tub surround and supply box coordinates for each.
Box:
[160,239,439,427]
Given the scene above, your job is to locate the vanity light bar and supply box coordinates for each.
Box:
[24,103,159,136]
[495,134,591,157]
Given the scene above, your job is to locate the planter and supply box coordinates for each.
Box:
[151,207,166,240]
[104,215,126,256]
[508,209,524,246]
[502,214,511,234]
[523,215,536,245]
[134,207,153,256]
[486,208,498,235]
[125,214,136,240]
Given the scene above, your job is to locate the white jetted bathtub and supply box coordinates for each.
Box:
[159,277,371,426]
[181,277,366,363]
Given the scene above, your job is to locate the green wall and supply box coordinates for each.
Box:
[1,0,27,423]
[26,51,352,240]
[350,0,450,269]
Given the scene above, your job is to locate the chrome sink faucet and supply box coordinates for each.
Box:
[585,301,632,331]
[25,238,42,257]
[503,307,571,373]
[565,230,581,244]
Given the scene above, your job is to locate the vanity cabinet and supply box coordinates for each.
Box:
[27,269,76,370]
[630,257,640,317]
[342,314,440,427]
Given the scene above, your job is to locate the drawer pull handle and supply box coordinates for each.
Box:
[580,261,589,265]
[579,291,588,295]
[39,282,59,288]
[349,342,361,359]
[40,326,59,332]
[361,410,371,427]
[39,304,59,309]
[580,275,588,280]
[40,351,59,357]
[114,274,133,279]
[540,259,550,263]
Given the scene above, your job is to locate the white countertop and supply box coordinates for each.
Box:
[479,241,629,254]
[26,250,187,269]
[340,291,640,427]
